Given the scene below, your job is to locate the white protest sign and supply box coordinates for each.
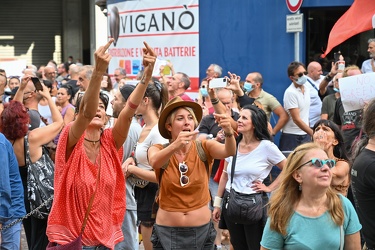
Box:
[339,72,375,112]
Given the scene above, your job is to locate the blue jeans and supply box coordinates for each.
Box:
[115,210,138,250]
[0,220,22,250]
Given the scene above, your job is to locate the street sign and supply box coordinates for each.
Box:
[286,14,303,33]
[286,0,303,13]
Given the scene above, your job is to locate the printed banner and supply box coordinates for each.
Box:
[107,0,200,91]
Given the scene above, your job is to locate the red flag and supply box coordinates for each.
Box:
[322,0,375,58]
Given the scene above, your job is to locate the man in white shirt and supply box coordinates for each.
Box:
[280,61,313,151]
[361,38,375,73]
[306,61,324,127]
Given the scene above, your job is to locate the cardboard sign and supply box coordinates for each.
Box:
[339,72,375,112]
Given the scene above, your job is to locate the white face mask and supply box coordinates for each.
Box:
[295,75,307,85]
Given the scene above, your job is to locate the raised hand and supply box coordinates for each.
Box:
[142,41,157,82]
[226,71,243,96]
[94,39,114,73]
[173,131,199,150]
[214,113,234,136]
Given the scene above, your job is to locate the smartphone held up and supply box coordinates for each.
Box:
[31,77,43,91]
[209,78,228,88]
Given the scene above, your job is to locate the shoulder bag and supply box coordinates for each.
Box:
[224,146,266,225]
[24,135,54,220]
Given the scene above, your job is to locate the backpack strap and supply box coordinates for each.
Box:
[195,140,209,176]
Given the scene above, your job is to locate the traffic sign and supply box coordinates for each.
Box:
[286,0,303,13]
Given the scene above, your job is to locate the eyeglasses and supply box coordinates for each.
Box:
[298,158,336,169]
[296,72,308,78]
[179,162,189,186]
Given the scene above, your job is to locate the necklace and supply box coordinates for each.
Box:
[84,137,100,145]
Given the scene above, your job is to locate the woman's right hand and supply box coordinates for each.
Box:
[94,39,113,74]
[212,207,221,222]
[172,131,199,150]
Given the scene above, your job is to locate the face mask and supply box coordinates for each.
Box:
[243,82,254,93]
[200,87,208,97]
[334,87,340,93]
[295,75,307,85]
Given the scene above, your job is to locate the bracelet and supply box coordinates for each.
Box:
[211,98,219,105]
[325,74,333,82]
[213,196,222,208]
[223,131,234,137]
[127,100,139,110]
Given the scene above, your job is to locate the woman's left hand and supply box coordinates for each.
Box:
[251,180,271,193]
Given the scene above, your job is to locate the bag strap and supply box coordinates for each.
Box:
[306,78,319,92]
[230,146,239,187]
[80,156,101,234]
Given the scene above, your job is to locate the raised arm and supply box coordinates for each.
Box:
[67,39,113,152]
[29,84,64,147]
[112,41,157,149]
[13,76,31,103]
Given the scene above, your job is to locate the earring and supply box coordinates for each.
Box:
[298,183,302,191]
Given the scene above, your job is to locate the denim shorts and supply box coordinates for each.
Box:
[151,221,216,250]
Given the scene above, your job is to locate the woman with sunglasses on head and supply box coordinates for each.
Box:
[147,96,236,249]
[122,80,169,250]
[212,104,286,250]
[46,39,157,249]
[312,119,350,196]
[261,142,361,250]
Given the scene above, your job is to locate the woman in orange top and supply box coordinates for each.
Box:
[46,39,157,249]
[148,96,236,249]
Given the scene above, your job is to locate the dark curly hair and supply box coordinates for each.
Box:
[0,101,29,140]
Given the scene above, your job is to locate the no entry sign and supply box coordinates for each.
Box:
[286,0,303,13]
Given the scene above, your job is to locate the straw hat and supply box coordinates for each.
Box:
[158,96,203,139]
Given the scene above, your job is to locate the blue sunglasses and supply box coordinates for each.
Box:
[298,158,336,169]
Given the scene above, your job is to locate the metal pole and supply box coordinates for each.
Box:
[294,10,300,62]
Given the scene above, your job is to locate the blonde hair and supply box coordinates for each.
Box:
[165,107,198,137]
[268,142,344,235]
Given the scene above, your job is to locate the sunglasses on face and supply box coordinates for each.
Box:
[296,71,308,78]
[298,158,336,169]
[179,162,189,186]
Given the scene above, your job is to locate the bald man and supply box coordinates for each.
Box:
[306,61,324,127]
[245,72,288,136]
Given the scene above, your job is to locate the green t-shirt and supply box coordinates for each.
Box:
[261,195,361,250]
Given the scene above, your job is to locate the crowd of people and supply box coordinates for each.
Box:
[0,38,375,250]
